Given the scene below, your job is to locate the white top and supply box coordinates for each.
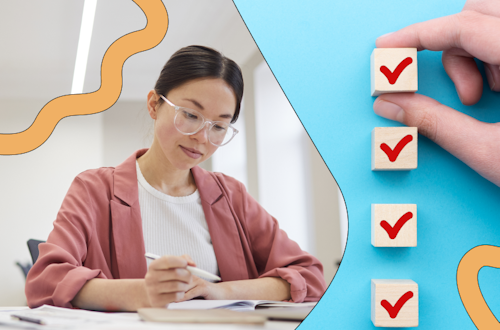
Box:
[136,162,219,280]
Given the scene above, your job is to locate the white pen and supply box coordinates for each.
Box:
[145,252,221,282]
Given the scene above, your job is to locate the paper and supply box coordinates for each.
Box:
[4,305,140,329]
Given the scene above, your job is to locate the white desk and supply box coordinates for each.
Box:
[0,307,300,330]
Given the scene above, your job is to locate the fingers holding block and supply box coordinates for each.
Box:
[371,48,418,96]
[372,204,417,247]
[372,127,418,170]
[371,279,418,328]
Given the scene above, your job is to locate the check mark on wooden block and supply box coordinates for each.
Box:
[381,291,414,318]
[380,57,413,84]
[380,212,413,239]
[380,134,413,162]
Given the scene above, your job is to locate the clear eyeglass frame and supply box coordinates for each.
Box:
[159,94,239,147]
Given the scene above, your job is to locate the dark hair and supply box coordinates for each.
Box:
[154,45,244,123]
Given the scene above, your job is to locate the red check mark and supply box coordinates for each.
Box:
[380,212,413,239]
[380,134,413,162]
[380,57,413,84]
[381,291,414,318]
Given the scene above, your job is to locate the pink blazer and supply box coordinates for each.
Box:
[25,149,326,308]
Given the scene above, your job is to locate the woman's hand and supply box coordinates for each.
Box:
[179,277,291,302]
[373,0,500,186]
[144,254,196,307]
[180,276,228,301]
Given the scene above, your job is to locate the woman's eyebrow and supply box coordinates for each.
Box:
[184,98,233,120]
[184,98,204,110]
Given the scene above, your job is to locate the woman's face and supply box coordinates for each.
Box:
[147,77,237,171]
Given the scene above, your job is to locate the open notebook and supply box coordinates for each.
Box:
[167,300,317,311]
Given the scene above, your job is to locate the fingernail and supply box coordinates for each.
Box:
[376,32,394,41]
[373,99,404,123]
[485,65,496,91]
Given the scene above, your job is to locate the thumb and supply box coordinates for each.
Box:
[373,93,443,141]
[373,93,500,186]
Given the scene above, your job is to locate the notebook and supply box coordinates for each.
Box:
[167,300,317,311]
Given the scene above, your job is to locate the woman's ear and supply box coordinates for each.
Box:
[146,90,159,120]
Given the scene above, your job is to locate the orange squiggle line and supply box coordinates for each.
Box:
[0,0,168,155]
[457,245,500,329]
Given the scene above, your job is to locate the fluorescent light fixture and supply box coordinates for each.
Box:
[71,0,98,94]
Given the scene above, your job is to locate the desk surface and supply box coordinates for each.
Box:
[0,307,301,330]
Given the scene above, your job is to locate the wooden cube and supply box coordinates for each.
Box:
[371,48,418,96]
[371,279,418,327]
[372,127,417,171]
[372,204,416,247]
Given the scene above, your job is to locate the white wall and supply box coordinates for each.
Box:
[101,101,153,166]
[253,61,312,252]
[251,59,345,282]
[307,138,345,282]
[211,105,248,188]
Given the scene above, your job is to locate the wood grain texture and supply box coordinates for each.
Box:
[371,279,418,327]
[372,127,418,171]
[372,204,417,247]
[371,48,418,96]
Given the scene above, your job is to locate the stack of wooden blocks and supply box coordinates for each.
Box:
[370,48,419,328]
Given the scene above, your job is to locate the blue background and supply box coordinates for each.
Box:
[233,0,500,328]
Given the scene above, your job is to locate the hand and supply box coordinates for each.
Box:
[144,254,196,307]
[179,276,292,302]
[373,0,500,186]
[180,276,228,301]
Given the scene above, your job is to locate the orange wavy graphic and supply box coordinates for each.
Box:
[0,0,168,155]
[457,245,500,329]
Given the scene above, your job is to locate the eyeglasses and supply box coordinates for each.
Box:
[160,95,239,147]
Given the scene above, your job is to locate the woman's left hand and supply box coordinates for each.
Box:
[178,276,291,302]
[180,276,228,301]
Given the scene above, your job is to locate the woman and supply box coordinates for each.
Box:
[25,45,326,311]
